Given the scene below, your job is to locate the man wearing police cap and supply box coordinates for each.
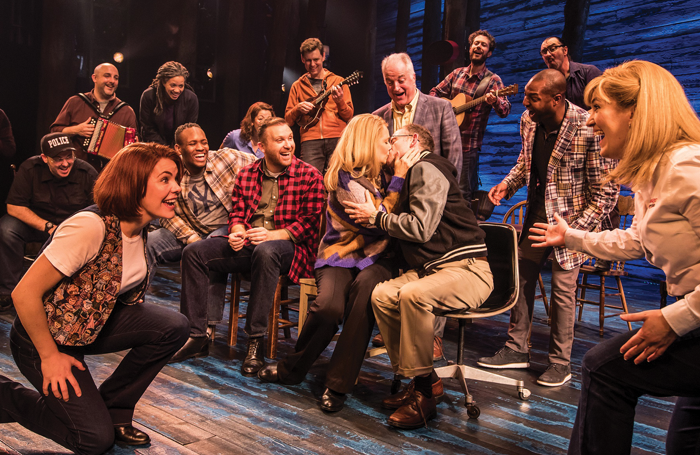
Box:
[0,132,97,311]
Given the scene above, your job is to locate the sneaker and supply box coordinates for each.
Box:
[477,346,530,369]
[537,363,572,387]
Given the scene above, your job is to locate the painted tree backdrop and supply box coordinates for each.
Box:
[375,0,700,282]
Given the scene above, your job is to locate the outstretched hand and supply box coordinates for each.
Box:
[619,310,678,364]
[528,213,569,248]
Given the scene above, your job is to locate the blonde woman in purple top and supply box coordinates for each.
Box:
[258,114,419,412]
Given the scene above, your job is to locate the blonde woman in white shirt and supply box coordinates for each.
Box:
[529,60,700,455]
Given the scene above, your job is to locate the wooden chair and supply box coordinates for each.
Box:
[435,223,530,419]
[502,201,550,319]
[575,195,635,336]
[227,273,299,359]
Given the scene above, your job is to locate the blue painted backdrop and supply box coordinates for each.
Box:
[375,0,700,281]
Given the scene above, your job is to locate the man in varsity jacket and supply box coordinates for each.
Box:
[346,123,494,430]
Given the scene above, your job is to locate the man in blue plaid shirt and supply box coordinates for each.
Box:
[479,69,618,387]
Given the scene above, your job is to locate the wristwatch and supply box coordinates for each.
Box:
[44,221,54,233]
[369,210,379,225]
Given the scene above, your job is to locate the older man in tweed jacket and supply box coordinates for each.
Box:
[478,69,619,387]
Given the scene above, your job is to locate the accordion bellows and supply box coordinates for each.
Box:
[84,117,137,159]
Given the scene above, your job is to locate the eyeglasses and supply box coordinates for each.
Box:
[540,44,564,56]
[47,152,76,165]
[390,134,413,145]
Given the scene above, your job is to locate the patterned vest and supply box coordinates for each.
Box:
[42,212,149,346]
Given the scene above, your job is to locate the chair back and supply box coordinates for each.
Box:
[438,222,519,318]
[502,200,527,226]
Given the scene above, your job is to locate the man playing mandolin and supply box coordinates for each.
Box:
[285,38,354,175]
[430,30,511,202]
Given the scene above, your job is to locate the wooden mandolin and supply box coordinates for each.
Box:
[300,70,363,130]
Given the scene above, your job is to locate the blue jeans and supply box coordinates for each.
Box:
[146,226,229,323]
[0,214,50,295]
[1,302,189,455]
[460,150,479,202]
[568,328,700,455]
[180,237,295,338]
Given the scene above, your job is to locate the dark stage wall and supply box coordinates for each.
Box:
[1,0,699,280]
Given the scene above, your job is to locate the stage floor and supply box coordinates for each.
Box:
[0,269,672,454]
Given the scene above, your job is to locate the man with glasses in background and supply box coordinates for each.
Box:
[0,132,97,311]
[540,37,617,271]
[540,37,602,110]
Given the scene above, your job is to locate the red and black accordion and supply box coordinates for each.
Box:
[82,117,137,160]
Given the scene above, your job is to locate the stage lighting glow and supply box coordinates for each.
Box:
[113,52,124,63]
[207,68,213,79]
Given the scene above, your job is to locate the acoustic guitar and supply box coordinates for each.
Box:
[446,83,518,130]
[300,70,363,130]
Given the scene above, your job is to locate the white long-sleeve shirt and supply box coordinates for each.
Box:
[565,144,700,336]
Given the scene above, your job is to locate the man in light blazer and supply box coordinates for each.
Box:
[372,52,463,360]
[373,53,462,181]
[479,69,619,387]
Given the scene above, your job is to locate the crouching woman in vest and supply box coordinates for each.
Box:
[0,142,190,454]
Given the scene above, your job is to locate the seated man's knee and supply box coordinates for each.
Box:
[396,281,425,306]
[371,282,395,309]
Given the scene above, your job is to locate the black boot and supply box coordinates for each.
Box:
[241,337,265,376]
[168,336,209,364]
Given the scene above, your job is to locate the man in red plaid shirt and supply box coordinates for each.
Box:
[171,118,324,375]
[430,30,511,202]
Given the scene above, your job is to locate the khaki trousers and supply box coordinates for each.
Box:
[371,257,493,377]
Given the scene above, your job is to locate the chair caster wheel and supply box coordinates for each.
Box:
[466,404,480,419]
[519,388,531,401]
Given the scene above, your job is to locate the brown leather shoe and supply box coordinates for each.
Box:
[371,333,385,347]
[433,336,444,361]
[382,378,444,410]
[387,390,437,429]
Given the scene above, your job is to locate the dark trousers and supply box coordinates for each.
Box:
[300,137,340,175]
[180,237,295,337]
[0,214,50,295]
[0,303,189,455]
[568,328,700,455]
[278,260,395,394]
[459,150,479,202]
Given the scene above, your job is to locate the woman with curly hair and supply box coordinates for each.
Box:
[0,142,190,454]
[139,61,199,146]
[220,101,275,159]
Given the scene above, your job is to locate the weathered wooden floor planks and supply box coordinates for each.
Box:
[0,270,674,454]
